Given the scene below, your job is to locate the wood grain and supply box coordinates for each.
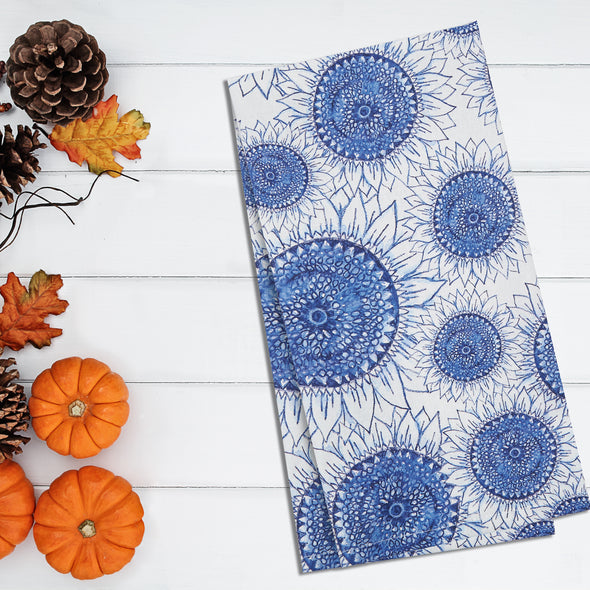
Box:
[1,2,588,587]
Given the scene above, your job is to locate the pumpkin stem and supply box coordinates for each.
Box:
[78,519,96,538]
[68,399,86,417]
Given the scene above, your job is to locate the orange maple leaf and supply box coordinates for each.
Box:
[0,270,69,353]
[49,94,150,177]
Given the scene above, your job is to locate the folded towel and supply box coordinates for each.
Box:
[227,20,589,571]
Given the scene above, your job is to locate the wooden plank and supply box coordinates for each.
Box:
[3,1,590,65]
[1,172,589,279]
[17,383,285,488]
[14,383,590,488]
[0,487,588,589]
[8,277,590,384]
[1,66,590,172]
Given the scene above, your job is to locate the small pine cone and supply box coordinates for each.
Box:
[0,61,6,79]
[0,358,30,462]
[0,124,46,203]
[6,19,109,125]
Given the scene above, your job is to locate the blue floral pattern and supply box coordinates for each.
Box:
[228,19,589,572]
[271,238,399,386]
[442,389,585,528]
[333,449,457,563]
[514,520,555,540]
[403,139,528,284]
[416,290,520,401]
[469,413,557,500]
[313,54,418,160]
[513,283,566,398]
[296,478,342,570]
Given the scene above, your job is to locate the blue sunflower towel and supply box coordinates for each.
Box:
[227,21,589,571]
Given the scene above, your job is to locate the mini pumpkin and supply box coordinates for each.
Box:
[34,466,144,579]
[0,459,35,559]
[29,357,129,458]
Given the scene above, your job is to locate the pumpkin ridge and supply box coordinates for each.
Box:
[47,368,67,399]
[78,424,102,456]
[35,524,76,554]
[31,370,69,404]
[47,486,77,519]
[47,535,84,574]
[74,469,86,514]
[78,469,114,514]
[87,407,124,428]
[93,488,134,521]
[101,521,145,549]
[80,424,102,450]
[31,413,64,441]
[93,542,105,577]
[0,471,24,495]
[80,361,111,396]
[0,479,33,501]
[28,397,63,417]
[89,372,119,398]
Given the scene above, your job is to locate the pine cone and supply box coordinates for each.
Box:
[6,19,109,125]
[0,358,30,462]
[0,124,46,204]
[0,61,11,113]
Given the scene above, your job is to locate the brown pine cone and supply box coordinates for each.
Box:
[0,124,47,204]
[0,358,30,462]
[6,19,109,125]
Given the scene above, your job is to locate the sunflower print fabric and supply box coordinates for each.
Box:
[227,21,589,571]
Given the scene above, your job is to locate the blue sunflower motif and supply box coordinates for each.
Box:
[416,290,521,401]
[313,54,418,161]
[512,283,565,398]
[403,139,528,284]
[229,66,293,99]
[296,478,342,571]
[442,388,585,528]
[260,221,442,436]
[429,21,484,58]
[276,39,454,190]
[547,476,590,518]
[237,122,332,231]
[457,51,501,134]
[553,495,590,517]
[470,413,557,500]
[256,256,299,392]
[333,448,458,564]
[514,520,555,540]
[271,239,399,387]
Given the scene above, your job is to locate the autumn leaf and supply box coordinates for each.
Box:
[49,94,150,177]
[0,270,68,353]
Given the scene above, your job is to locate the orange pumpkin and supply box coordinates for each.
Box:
[29,357,129,458]
[34,466,144,579]
[0,459,35,559]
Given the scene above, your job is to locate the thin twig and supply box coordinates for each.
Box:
[0,171,138,252]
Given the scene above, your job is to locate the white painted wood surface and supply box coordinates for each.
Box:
[1,1,589,588]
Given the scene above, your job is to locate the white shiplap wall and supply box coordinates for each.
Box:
[1,1,589,588]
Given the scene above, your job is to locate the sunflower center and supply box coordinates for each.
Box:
[357,104,372,119]
[308,308,328,326]
[78,519,96,538]
[68,399,86,417]
[388,501,405,518]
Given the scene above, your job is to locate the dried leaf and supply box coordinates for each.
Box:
[49,94,150,177]
[0,270,68,353]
